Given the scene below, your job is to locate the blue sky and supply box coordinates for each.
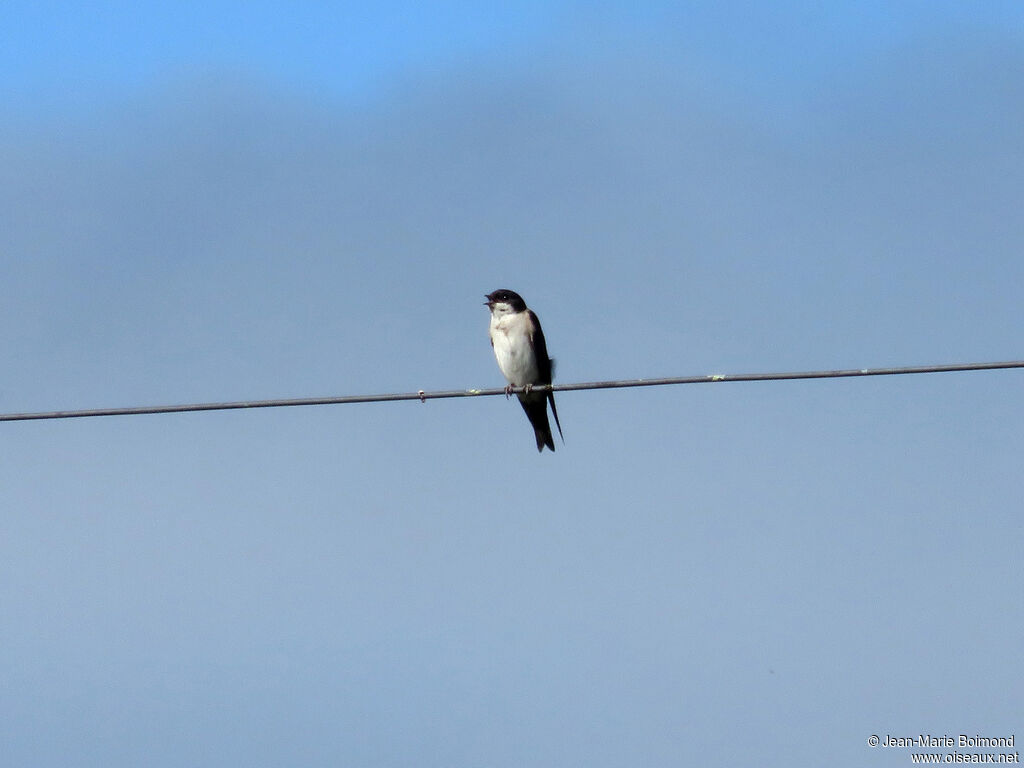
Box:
[5,1,1020,107]
[2,3,1023,767]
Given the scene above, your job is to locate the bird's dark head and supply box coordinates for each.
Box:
[484,289,527,313]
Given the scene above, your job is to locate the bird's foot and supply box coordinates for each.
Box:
[504,384,513,399]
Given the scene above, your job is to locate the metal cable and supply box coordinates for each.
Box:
[2,360,1021,423]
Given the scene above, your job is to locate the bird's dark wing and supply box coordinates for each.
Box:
[527,310,553,384]
[527,309,563,444]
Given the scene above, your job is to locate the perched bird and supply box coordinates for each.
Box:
[485,289,564,452]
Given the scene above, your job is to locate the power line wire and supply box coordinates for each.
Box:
[1,360,1022,423]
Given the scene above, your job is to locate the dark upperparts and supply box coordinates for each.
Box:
[484,289,527,312]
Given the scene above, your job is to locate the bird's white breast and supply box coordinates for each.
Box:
[490,311,540,386]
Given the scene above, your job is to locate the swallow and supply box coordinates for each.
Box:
[485,289,564,452]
